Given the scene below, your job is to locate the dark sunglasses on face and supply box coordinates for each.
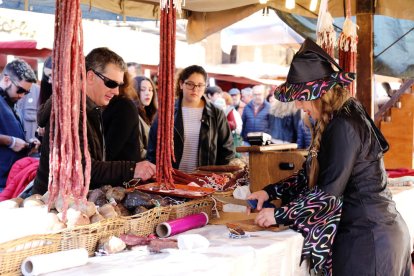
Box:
[10,79,30,95]
[92,69,123,89]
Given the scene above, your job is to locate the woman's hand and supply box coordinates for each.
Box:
[247,190,269,211]
[254,208,276,227]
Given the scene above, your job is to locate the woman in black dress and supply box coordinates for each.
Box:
[250,38,412,276]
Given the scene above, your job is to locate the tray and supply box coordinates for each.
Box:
[135,183,215,199]
[226,219,288,232]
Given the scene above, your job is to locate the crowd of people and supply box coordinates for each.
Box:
[0,48,313,194]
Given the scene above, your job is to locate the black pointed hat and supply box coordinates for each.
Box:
[275,38,355,102]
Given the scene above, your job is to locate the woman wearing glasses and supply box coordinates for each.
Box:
[133,76,158,160]
[147,65,235,173]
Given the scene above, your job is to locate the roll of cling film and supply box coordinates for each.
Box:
[156,212,209,238]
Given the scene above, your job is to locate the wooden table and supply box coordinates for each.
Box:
[237,144,307,192]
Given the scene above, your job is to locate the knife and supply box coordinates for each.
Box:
[213,195,275,210]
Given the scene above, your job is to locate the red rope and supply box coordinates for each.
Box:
[156,2,176,189]
[338,0,357,96]
[48,0,90,218]
[339,43,357,96]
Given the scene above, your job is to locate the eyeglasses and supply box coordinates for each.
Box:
[10,79,30,95]
[184,81,206,91]
[92,69,123,89]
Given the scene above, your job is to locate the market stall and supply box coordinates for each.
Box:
[2,186,412,276]
[1,1,413,275]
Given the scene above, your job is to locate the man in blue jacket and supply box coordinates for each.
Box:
[241,85,270,144]
[0,59,37,191]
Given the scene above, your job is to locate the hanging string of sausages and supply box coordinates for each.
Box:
[156,0,177,189]
[48,0,90,215]
[338,0,358,96]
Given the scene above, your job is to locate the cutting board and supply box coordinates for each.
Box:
[226,219,287,232]
[210,211,288,232]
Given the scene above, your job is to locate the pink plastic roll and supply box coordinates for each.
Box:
[156,212,209,238]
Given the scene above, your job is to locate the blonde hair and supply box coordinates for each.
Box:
[222,92,233,106]
[308,85,351,188]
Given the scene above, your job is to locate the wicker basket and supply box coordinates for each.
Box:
[60,217,126,256]
[169,197,214,220]
[212,189,234,211]
[123,206,171,236]
[0,233,61,276]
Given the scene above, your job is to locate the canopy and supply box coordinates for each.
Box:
[2,0,413,78]
[0,40,51,58]
[2,0,414,43]
[276,10,414,78]
[220,10,304,55]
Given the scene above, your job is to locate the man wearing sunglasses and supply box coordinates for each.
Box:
[32,47,156,195]
[0,59,38,191]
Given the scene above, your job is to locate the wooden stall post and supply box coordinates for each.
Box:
[356,0,375,118]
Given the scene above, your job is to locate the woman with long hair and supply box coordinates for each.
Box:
[249,38,411,275]
[147,65,235,173]
[133,76,158,159]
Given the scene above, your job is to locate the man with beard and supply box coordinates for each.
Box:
[0,59,37,191]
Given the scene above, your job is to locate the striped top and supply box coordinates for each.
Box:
[179,107,203,173]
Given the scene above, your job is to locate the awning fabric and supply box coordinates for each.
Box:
[0,40,51,58]
[275,10,414,78]
[2,0,414,42]
[1,0,413,77]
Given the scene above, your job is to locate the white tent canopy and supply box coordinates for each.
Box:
[3,0,414,43]
[220,11,304,54]
[0,8,205,67]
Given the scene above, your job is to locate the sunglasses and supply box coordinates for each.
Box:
[92,69,123,89]
[10,79,30,95]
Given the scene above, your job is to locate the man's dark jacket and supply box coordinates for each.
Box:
[32,97,135,195]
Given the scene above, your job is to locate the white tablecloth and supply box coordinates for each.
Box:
[44,187,414,276]
[46,225,309,276]
[391,186,414,248]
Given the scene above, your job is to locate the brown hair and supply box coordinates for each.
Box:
[85,47,126,73]
[133,76,158,125]
[308,85,351,188]
[174,65,207,99]
[119,71,138,101]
